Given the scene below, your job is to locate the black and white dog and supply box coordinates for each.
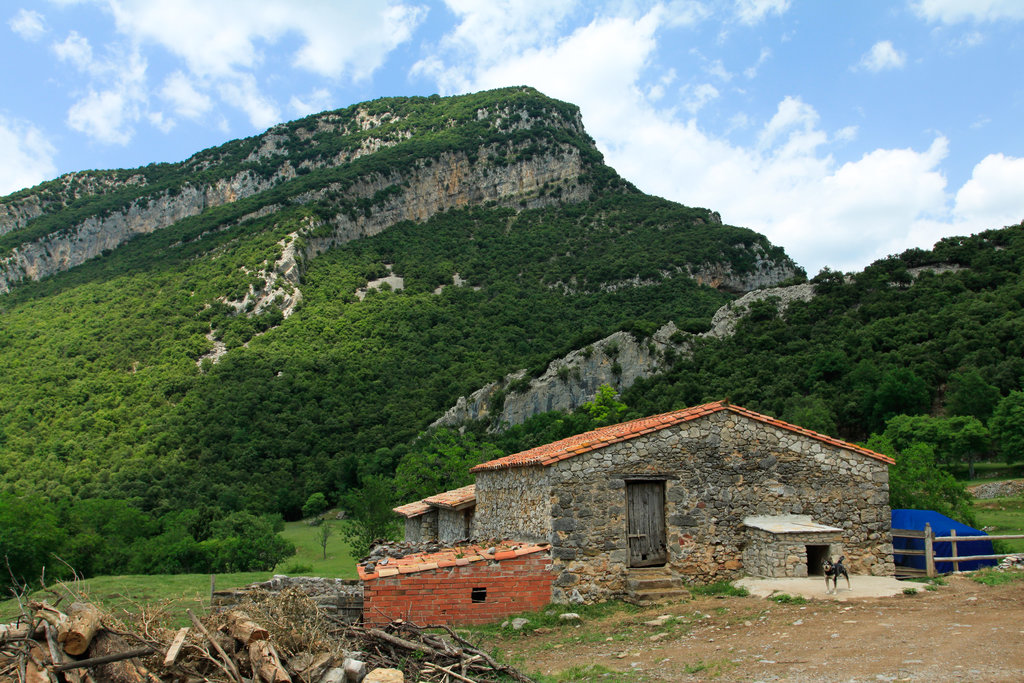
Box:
[823,556,850,594]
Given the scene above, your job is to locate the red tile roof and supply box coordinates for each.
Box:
[392,500,432,518]
[358,541,549,581]
[423,484,476,509]
[471,401,894,472]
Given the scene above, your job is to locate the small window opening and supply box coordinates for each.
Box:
[471,586,487,603]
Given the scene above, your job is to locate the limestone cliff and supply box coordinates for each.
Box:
[431,283,816,429]
[0,88,592,295]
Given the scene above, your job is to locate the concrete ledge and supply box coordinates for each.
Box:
[735,575,910,601]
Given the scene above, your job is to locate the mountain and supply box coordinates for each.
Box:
[0,87,799,518]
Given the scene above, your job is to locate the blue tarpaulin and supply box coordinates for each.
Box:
[891,509,996,572]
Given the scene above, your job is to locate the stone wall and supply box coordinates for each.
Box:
[362,552,553,626]
[212,575,363,623]
[530,411,893,602]
[438,508,472,543]
[741,528,843,578]
[473,466,551,542]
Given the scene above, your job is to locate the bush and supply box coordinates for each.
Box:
[302,492,328,519]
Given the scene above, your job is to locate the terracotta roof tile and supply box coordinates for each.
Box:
[357,541,550,581]
[392,500,431,518]
[470,401,893,472]
[423,484,476,509]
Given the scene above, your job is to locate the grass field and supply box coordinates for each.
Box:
[0,516,358,624]
[972,495,1024,553]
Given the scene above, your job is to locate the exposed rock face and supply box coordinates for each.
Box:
[0,171,279,293]
[706,283,815,338]
[432,283,816,430]
[0,98,590,295]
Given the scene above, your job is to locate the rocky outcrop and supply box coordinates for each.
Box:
[689,251,801,294]
[0,172,148,237]
[0,95,590,295]
[706,283,815,337]
[0,171,281,293]
[432,283,816,430]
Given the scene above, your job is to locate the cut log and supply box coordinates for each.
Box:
[60,602,103,656]
[85,630,154,683]
[162,627,190,667]
[26,642,54,683]
[248,640,291,683]
[225,610,270,645]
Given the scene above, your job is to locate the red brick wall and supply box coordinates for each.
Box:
[363,553,553,626]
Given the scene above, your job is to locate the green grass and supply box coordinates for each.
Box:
[536,663,636,682]
[767,593,807,605]
[0,516,359,624]
[970,568,1024,586]
[274,517,358,578]
[971,494,1024,553]
[689,581,749,597]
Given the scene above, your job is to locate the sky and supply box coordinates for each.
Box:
[2,1,1023,274]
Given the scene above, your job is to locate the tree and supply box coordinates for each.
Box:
[340,475,401,559]
[866,435,975,525]
[990,390,1024,464]
[946,369,1000,422]
[302,492,328,519]
[317,521,333,560]
[582,383,628,426]
[394,428,503,503]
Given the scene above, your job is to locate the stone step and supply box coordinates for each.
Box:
[630,588,691,603]
[627,576,679,590]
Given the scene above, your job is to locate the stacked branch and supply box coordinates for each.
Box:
[2,589,535,683]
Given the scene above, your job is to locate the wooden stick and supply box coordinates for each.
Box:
[162,627,189,667]
[187,609,243,683]
[52,647,155,672]
[365,628,437,656]
[425,661,478,683]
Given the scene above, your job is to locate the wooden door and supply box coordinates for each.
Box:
[627,481,667,567]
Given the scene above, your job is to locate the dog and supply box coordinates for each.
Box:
[823,555,850,594]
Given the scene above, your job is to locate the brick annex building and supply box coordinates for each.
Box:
[362,401,897,622]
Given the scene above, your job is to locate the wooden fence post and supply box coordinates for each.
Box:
[950,529,959,573]
[924,523,936,578]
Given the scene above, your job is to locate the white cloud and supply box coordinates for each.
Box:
[161,71,213,120]
[78,0,425,132]
[219,73,280,130]
[0,116,57,196]
[53,30,94,70]
[9,8,46,40]
[290,88,333,116]
[734,0,791,25]
[953,154,1024,227]
[744,47,771,78]
[857,40,906,72]
[64,49,148,145]
[685,83,719,113]
[912,0,1024,23]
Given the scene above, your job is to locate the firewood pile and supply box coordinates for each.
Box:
[1,587,535,683]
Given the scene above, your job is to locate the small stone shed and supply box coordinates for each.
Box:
[468,401,895,602]
[393,484,476,544]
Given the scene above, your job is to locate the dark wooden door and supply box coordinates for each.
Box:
[627,481,667,567]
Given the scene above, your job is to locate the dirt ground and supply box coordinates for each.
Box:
[490,574,1024,682]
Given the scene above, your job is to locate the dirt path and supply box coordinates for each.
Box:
[488,575,1024,682]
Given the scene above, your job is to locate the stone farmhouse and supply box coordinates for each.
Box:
[377,400,896,613]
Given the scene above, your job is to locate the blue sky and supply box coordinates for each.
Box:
[2,0,1023,273]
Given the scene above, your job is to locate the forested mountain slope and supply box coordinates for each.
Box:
[0,87,797,524]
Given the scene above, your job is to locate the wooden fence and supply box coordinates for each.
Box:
[891,524,1024,578]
